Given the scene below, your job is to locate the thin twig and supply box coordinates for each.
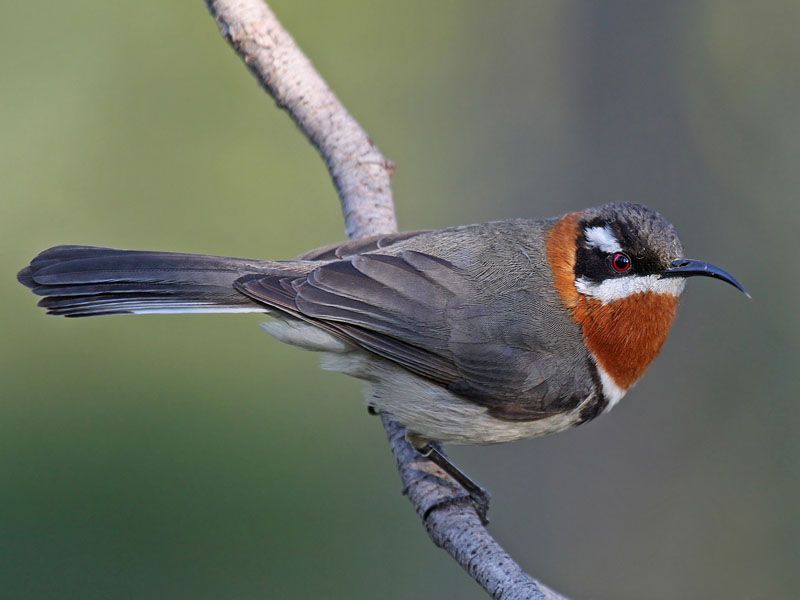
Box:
[205,2,567,598]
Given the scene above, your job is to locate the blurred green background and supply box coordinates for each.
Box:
[2,1,798,598]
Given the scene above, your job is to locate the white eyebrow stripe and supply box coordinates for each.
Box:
[584,226,622,253]
[575,275,685,303]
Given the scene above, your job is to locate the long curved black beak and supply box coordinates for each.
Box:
[660,258,750,298]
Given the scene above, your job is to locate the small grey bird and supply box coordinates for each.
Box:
[18,203,746,454]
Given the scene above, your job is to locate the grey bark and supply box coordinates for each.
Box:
[205,0,396,240]
[205,2,568,598]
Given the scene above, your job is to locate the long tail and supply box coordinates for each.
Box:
[18,245,275,317]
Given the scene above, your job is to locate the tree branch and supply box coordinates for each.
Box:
[205,0,396,240]
[205,2,567,598]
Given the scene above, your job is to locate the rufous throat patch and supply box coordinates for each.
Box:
[546,213,679,390]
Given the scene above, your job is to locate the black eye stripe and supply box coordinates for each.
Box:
[574,207,683,284]
[575,222,663,283]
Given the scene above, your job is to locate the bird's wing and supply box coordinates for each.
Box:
[235,250,588,420]
[297,230,428,261]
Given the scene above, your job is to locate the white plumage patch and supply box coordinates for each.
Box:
[260,319,352,353]
[584,226,622,253]
[130,306,266,315]
[595,362,627,412]
[575,275,685,303]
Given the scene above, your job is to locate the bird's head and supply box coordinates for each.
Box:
[546,202,747,409]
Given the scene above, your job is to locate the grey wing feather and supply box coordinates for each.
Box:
[298,231,427,261]
[235,249,587,419]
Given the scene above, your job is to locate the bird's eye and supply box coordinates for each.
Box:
[610,252,632,273]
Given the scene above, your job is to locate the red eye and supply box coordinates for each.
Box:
[611,252,632,273]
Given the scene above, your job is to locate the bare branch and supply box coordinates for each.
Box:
[206,0,396,240]
[205,1,568,598]
[383,417,567,600]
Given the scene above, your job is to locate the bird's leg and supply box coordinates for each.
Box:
[411,439,491,524]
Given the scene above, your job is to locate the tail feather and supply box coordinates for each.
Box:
[18,246,275,317]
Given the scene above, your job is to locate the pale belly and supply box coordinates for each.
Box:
[261,316,597,445]
[321,351,595,445]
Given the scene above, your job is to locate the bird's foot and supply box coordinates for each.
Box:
[414,442,491,524]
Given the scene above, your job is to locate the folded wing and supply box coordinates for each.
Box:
[236,250,587,420]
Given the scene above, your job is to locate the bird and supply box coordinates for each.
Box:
[17,202,746,494]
